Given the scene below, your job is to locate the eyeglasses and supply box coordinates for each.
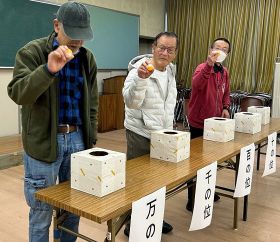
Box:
[156,45,177,54]
[213,47,229,54]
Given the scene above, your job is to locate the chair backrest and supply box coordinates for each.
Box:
[253,93,272,107]
[185,98,190,116]
[240,96,265,112]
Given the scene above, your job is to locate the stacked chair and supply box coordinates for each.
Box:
[229,91,248,118]
[174,87,191,131]
[229,91,271,116]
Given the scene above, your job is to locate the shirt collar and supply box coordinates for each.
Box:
[52,38,59,50]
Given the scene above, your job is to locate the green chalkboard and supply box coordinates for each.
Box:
[85,4,139,69]
[0,0,139,69]
[0,0,58,67]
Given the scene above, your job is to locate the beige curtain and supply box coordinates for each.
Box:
[255,0,280,92]
[167,0,280,93]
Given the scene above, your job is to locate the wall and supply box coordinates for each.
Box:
[0,0,165,136]
[272,59,280,118]
[45,0,165,38]
[139,38,154,55]
[0,70,19,136]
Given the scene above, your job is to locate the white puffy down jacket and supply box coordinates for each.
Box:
[122,54,177,139]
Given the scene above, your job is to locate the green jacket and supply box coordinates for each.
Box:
[7,32,99,162]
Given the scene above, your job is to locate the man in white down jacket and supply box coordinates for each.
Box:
[122,31,179,236]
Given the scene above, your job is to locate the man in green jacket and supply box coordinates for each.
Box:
[7,2,98,242]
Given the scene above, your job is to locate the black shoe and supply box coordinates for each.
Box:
[124,220,172,236]
[214,193,220,202]
[124,223,130,237]
[162,220,173,234]
[186,200,193,212]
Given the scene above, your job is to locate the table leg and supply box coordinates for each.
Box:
[106,218,116,242]
[105,210,131,242]
[53,208,61,242]
[233,154,240,230]
[243,195,248,221]
[257,144,261,170]
[233,197,238,230]
[53,208,97,242]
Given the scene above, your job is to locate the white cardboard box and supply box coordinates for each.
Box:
[203,117,235,142]
[247,106,270,125]
[71,147,126,197]
[234,112,262,134]
[150,129,190,163]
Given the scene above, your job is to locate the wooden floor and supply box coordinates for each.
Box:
[0,134,22,156]
[0,130,280,242]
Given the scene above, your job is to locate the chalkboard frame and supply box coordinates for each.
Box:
[0,0,140,69]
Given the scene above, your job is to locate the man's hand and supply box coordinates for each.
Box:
[47,45,74,74]
[206,51,220,66]
[138,61,154,79]
[221,109,230,118]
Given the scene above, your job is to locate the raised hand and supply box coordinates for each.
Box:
[47,45,74,74]
[138,60,155,79]
[207,51,220,66]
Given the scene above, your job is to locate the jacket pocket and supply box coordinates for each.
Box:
[21,107,32,135]
[142,110,163,130]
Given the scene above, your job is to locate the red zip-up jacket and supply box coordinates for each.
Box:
[188,62,231,129]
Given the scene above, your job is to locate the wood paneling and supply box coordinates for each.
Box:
[103,75,126,129]
[98,93,117,133]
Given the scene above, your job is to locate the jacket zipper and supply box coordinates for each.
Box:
[215,74,219,116]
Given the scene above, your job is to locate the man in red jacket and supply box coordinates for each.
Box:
[187,37,231,211]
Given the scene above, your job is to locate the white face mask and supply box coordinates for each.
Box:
[212,50,227,63]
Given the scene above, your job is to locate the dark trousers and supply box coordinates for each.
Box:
[126,129,150,160]
[188,126,204,204]
[189,125,204,139]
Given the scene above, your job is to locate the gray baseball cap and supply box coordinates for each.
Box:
[56,1,93,40]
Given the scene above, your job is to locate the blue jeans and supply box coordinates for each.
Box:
[23,129,85,242]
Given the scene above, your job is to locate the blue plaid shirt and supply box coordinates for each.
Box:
[53,39,83,125]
